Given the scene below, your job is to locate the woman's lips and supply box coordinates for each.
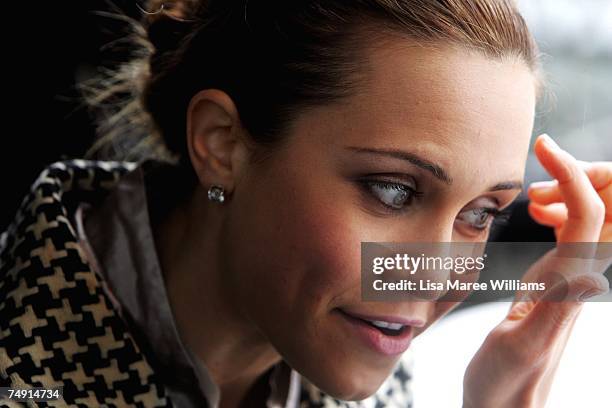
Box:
[336,309,415,356]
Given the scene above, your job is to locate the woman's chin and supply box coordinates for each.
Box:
[319,381,384,401]
[305,365,392,402]
[281,325,403,401]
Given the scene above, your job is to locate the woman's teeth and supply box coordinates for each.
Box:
[368,320,405,331]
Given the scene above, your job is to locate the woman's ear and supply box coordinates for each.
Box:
[186,89,251,193]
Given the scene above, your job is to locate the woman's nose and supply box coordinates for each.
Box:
[406,218,456,243]
[388,221,456,301]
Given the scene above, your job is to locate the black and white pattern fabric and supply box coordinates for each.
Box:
[0,160,414,407]
[0,160,172,407]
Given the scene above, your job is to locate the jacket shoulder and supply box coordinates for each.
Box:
[1,159,137,250]
[0,159,173,406]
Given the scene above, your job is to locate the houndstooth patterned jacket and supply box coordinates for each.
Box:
[0,159,414,407]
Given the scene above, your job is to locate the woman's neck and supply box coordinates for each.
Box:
[149,178,281,406]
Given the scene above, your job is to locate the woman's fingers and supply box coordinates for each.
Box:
[528,180,561,204]
[505,270,608,370]
[529,161,612,222]
[579,160,612,190]
[584,161,612,223]
[506,271,609,350]
[528,202,567,228]
[507,135,609,356]
[532,135,605,242]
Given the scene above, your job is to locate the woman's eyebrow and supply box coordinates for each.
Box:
[343,146,453,185]
[487,181,523,192]
[343,146,523,192]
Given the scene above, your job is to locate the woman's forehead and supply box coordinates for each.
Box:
[353,43,536,130]
[341,44,532,169]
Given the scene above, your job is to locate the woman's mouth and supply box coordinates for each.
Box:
[335,308,415,356]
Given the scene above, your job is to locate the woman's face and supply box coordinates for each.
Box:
[221,42,536,399]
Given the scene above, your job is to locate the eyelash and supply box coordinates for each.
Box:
[359,178,423,213]
[360,178,513,231]
[469,207,513,231]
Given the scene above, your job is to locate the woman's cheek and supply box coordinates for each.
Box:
[221,178,355,316]
[275,195,365,309]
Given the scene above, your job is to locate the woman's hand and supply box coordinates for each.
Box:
[462,134,612,408]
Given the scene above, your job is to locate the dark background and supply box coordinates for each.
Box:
[2,1,144,232]
[1,1,554,242]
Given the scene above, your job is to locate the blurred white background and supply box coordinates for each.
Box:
[412,297,612,407]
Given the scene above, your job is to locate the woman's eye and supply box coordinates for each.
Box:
[457,208,500,230]
[363,180,421,210]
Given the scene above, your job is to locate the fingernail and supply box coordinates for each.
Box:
[578,289,605,302]
[540,134,561,151]
[529,181,554,190]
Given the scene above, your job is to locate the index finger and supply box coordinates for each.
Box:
[530,161,612,200]
[534,135,605,242]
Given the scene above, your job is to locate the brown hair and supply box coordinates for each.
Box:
[83,0,541,178]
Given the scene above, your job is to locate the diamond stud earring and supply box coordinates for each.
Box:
[207,185,225,203]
